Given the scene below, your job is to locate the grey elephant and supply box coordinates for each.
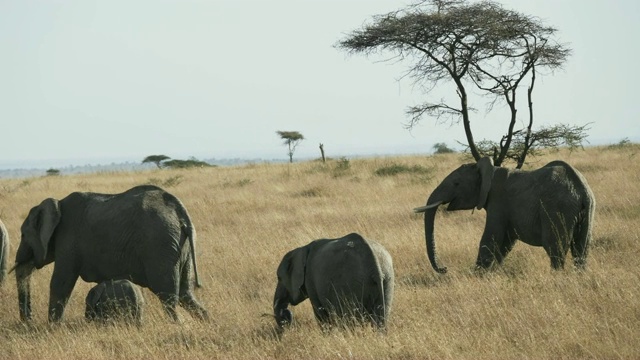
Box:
[273,233,394,330]
[414,157,595,272]
[0,219,8,285]
[14,185,208,322]
[85,279,144,325]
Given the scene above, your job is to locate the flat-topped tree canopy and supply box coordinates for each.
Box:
[337,0,584,168]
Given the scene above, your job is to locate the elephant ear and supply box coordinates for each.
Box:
[23,198,61,267]
[279,247,309,305]
[476,157,495,210]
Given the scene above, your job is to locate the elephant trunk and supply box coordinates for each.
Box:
[424,205,448,274]
[15,261,35,321]
[273,284,293,328]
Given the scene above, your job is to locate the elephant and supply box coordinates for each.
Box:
[273,232,394,330]
[0,219,8,285]
[13,184,209,322]
[414,157,595,272]
[85,279,144,325]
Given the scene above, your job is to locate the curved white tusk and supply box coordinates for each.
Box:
[413,201,443,213]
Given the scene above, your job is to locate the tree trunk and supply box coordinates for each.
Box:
[319,143,325,163]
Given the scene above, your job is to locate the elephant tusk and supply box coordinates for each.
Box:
[7,260,34,275]
[413,201,443,213]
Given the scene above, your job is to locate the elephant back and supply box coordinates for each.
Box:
[309,233,392,319]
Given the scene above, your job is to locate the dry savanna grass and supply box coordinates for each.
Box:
[0,145,639,359]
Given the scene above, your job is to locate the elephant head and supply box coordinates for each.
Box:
[15,198,61,321]
[414,157,495,273]
[273,246,309,327]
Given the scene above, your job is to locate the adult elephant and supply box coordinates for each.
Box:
[273,232,394,330]
[414,157,595,273]
[14,185,208,322]
[0,219,8,285]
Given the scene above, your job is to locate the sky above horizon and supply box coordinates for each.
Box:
[1,0,639,169]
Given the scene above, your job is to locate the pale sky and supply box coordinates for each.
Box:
[1,0,638,169]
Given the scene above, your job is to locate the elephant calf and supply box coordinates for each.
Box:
[273,232,395,330]
[85,279,145,325]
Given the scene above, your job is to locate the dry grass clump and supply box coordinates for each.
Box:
[0,146,639,359]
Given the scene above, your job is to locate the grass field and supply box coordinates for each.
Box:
[0,145,638,359]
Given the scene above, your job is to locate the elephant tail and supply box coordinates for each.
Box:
[185,223,202,288]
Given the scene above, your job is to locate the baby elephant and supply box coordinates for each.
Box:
[273,232,394,330]
[85,279,144,325]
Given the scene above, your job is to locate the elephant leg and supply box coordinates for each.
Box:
[48,264,79,322]
[571,243,588,269]
[495,233,517,265]
[542,228,569,270]
[147,269,180,321]
[313,304,331,325]
[542,215,571,269]
[155,290,179,321]
[178,263,209,321]
[476,226,505,269]
[571,220,591,269]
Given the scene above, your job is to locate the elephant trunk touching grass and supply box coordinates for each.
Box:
[415,157,595,272]
[422,205,447,274]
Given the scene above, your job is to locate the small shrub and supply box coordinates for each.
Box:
[295,187,324,198]
[331,157,351,178]
[46,168,61,176]
[609,137,631,148]
[374,163,432,177]
[163,175,183,187]
[335,157,350,171]
[146,175,183,187]
[222,178,253,188]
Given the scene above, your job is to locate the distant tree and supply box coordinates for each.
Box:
[142,155,171,169]
[46,168,60,176]
[277,131,305,163]
[433,143,455,154]
[163,158,213,169]
[337,0,586,168]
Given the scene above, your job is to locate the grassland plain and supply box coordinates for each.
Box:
[0,146,638,359]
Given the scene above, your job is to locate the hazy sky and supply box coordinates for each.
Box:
[1,0,638,169]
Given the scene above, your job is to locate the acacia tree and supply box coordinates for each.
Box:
[337,0,587,168]
[276,131,305,163]
[142,155,170,169]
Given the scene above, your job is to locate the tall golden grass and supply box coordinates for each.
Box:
[0,145,638,359]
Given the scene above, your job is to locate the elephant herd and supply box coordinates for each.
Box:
[0,157,595,330]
